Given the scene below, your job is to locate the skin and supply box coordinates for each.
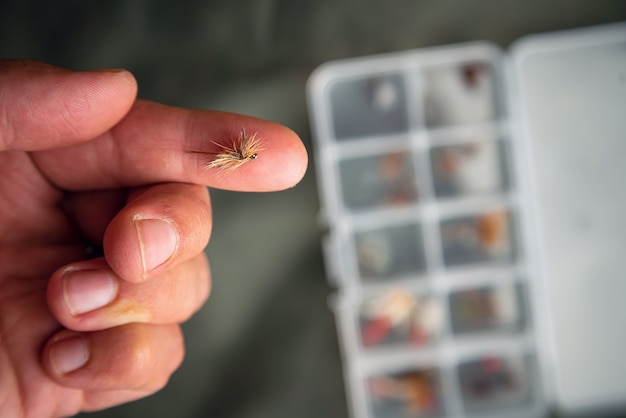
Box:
[0,59,308,418]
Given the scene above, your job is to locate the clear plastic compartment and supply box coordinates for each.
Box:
[429,138,508,199]
[366,366,445,418]
[448,282,526,337]
[439,210,516,268]
[329,72,411,140]
[358,289,444,349]
[456,353,535,415]
[339,150,419,211]
[353,222,427,283]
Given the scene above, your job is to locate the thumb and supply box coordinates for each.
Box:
[0,59,137,151]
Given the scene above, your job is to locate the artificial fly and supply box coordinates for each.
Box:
[194,128,264,173]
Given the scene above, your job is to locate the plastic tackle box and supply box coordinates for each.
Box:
[306,22,626,418]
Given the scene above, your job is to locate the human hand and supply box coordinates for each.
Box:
[0,59,307,417]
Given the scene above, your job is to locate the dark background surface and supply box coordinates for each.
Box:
[1,2,625,417]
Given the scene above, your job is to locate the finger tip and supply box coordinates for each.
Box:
[278,128,309,189]
[252,124,309,191]
[46,331,91,377]
[78,68,138,133]
[0,60,140,151]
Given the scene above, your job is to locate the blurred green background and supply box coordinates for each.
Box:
[1,1,625,417]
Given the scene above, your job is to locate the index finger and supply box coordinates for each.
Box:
[33,100,308,192]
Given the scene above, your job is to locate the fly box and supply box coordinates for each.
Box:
[306,22,626,418]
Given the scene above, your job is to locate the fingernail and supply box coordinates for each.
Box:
[134,218,178,276]
[63,269,118,315]
[49,335,90,375]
